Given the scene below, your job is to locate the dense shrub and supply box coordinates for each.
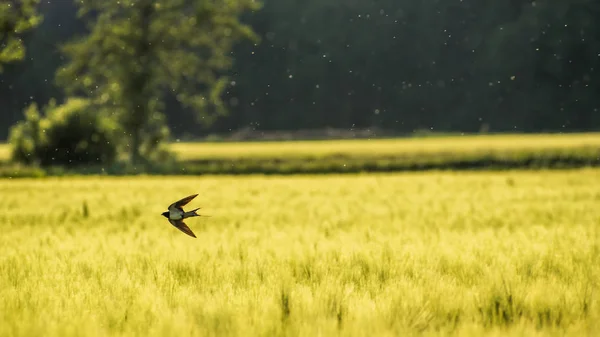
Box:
[8,98,120,167]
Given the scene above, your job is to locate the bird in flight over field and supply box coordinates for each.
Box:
[161,194,203,238]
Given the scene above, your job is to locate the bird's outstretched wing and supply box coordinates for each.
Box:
[168,194,198,211]
[169,219,197,238]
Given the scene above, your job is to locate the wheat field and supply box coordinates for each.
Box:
[1,170,599,336]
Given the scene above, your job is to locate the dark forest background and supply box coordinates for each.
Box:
[1,0,600,142]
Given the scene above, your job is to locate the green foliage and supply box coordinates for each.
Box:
[222,0,600,132]
[2,0,600,141]
[8,97,119,167]
[55,0,261,164]
[0,0,42,71]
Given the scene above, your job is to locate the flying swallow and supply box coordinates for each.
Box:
[161,194,203,238]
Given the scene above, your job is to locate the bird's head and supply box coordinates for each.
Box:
[161,211,169,218]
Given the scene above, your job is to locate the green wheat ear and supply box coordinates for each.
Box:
[82,200,89,218]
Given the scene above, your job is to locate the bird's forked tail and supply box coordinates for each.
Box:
[183,208,202,218]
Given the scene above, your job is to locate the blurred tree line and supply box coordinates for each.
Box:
[1,0,600,166]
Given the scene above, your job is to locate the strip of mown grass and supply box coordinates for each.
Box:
[1,133,599,177]
[169,132,600,160]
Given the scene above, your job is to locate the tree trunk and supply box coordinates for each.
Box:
[130,128,142,165]
[127,1,153,166]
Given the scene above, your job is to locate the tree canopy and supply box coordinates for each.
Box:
[0,0,41,72]
[1,0,599,145]
[55,0,260,164]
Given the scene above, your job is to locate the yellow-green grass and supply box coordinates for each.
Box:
[1,169,599,336]
[170,132,600,160]
[1,133,600,176]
